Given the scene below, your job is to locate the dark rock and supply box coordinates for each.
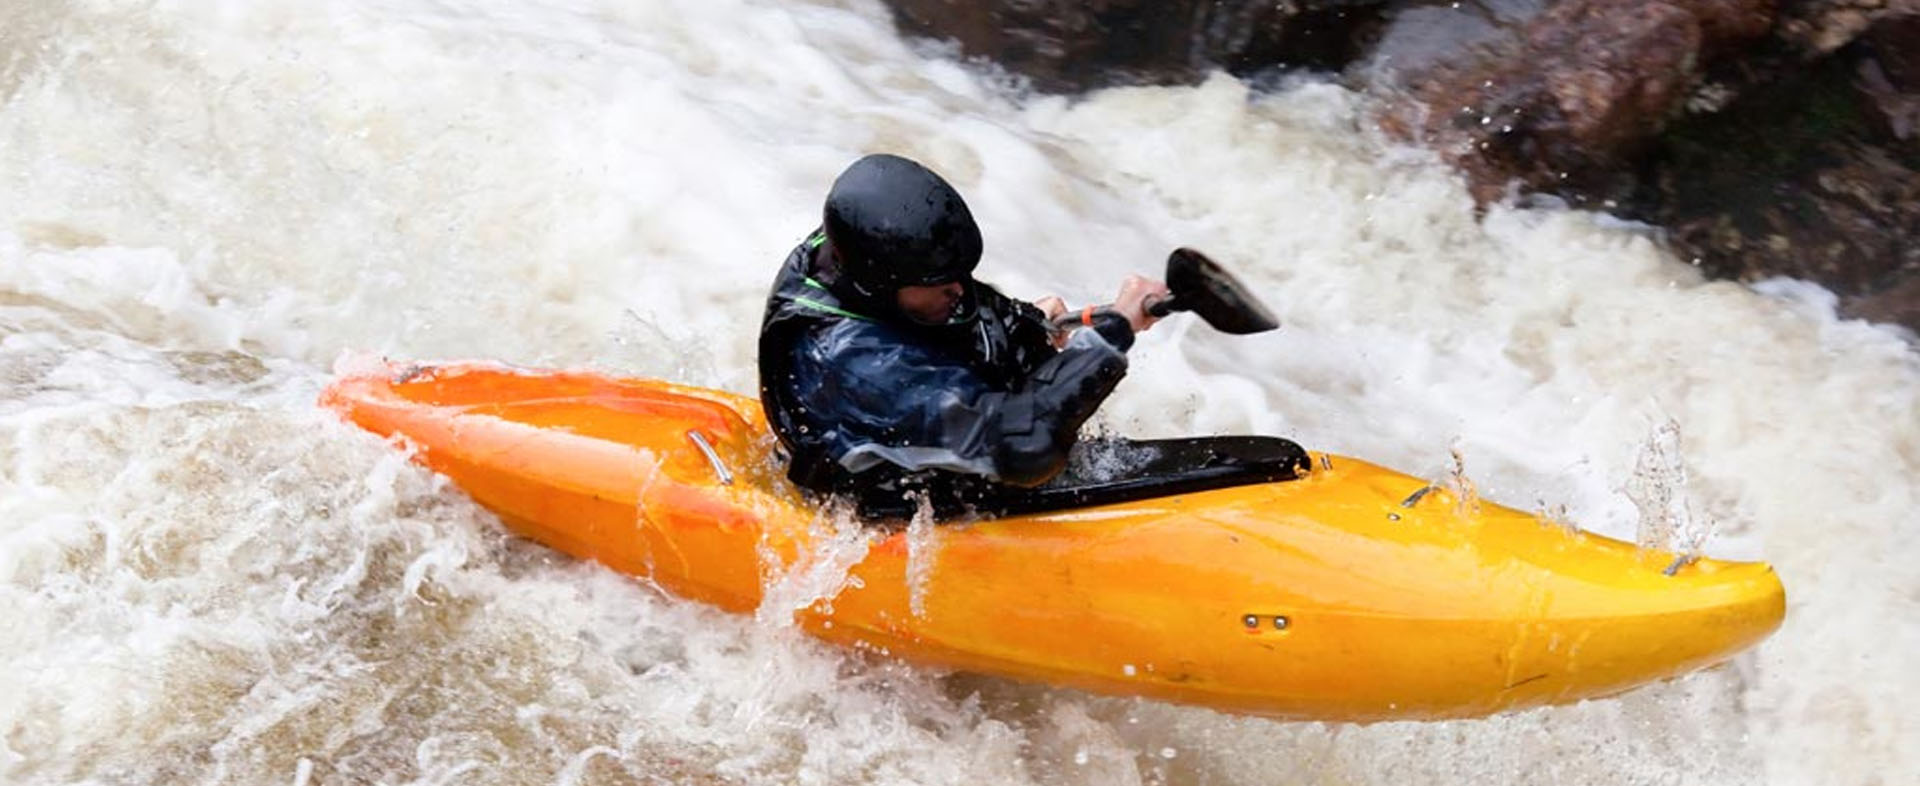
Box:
[1777,0,1905,55]
[1855,13,1920,140]
[879,0,1388,93]
[1638,16,1920,331]
[876,0,1920,332]
[1356,1,1920,332]
[1360,1,1549,86]
[1375,0,1776,204]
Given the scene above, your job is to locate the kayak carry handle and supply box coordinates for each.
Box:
[687,430,733,486]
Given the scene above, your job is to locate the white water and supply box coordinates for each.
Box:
[2,1,1916,783]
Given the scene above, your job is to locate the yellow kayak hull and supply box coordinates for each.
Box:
[321,361,1785,721]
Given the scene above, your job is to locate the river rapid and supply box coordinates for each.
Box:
[2,1,1915,784]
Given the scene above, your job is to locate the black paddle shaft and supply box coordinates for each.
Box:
[1049,248,1279,336]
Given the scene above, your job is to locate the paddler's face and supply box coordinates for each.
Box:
[895,280,967,325]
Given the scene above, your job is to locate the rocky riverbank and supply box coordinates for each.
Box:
[880,0,1919,332]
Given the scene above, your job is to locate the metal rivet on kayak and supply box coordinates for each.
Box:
[1387,512,1402,521]
[1243,614,1259,628]
[1273,616,1290,630]
[686,430,733,486]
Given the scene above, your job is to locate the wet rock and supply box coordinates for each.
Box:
[1360,1,1549,85]
[878,0,1388,93]
[877,0,1920,332]
[1370,2,1918,331]
[1639,15,1920,331]
[1854,13,1920,140]
[1375,0,1775,204]
[1778,0,1909,55]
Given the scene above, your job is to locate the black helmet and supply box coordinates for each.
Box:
[823,154,982,298]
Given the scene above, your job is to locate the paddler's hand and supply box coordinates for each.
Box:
[1034,295,1067,321]
[1113,276,1172,334]
[1033,295,1070,348]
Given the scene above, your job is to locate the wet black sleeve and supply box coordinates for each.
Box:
[981,327,1130,485]
[794,322,1132,487]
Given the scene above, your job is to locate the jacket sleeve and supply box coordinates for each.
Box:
[792,320,1131,487]
[980,326,1130,485]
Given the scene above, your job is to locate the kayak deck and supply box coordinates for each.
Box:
[322,361,1787,721]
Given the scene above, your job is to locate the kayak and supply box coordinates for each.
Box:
[320,360,1786,721]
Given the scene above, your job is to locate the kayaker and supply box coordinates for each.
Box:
[758,153,1170,518]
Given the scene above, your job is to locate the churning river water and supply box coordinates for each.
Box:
[2,1,1916,784]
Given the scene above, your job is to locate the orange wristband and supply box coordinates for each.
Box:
[1081,305,1095,327]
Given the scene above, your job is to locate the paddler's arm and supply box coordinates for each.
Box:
[982,325,1131,485]
[794,319,1136,487]
[984,275,1170,484]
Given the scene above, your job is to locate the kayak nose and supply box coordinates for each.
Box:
[1448,547,1787,714]
[1602,555,1787,673]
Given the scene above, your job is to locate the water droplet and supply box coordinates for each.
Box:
[1123,664,1137,676]
[1073,749,1090,765]
[904,507,939,618]
[1160,747,1178,759]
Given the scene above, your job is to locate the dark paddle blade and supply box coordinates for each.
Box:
[1153,248,1279,335]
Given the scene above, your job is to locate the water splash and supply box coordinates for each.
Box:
[903,497,940,620]
[1535,499,1580,534]
[1445,442,1482,519]
[1059,437,1164,484]
[604,308,722,388]
[1624,417,1713,560]
[754,505,871,628]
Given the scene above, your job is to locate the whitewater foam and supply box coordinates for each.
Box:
[2,1,1914,783]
